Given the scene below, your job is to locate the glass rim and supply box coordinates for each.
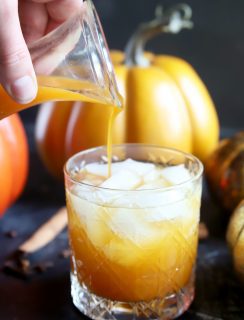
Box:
[64,143,204,193]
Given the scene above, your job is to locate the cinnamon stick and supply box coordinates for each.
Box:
[19,207,68,253]
[199,222,209,240]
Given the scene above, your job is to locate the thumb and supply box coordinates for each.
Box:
[0,1,37,104]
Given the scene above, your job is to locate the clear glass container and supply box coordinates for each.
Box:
[64,144,203,320]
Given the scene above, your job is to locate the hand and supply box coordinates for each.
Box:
[0,0,82,104]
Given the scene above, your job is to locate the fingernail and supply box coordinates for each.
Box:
[10,75,37,104]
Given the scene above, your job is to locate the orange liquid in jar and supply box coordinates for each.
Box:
[0,75,122,174]
[0,77,107,119]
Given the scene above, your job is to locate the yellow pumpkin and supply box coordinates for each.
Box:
[35,5,219,179]
[226,200,244,282]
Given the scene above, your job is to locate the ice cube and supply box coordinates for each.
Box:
[109,208,159,244]
[137,178,170,190]
[120,159,155,176]
[85,159,155,180]
[144,198,190,221]
[68,190,96,221]
[133,187,187,208]
[143,169,162,183]
[86,209,111,247]
[161,164,191,185]
[82,173,106,186]
[100,169,142,190]
[104,240,142,266]
[68,190,111,247]
[85,160,129,178]
[85,163,109,177]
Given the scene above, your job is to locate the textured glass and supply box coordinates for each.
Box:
[64,145,203,319]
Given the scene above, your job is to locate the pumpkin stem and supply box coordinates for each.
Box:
[125,4,193,66]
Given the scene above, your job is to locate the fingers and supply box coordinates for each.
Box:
[19,0,82,43]
[46,0,83,34]
[31,0,82,22]
[0,1,37,103]
[47,0,82,23]
[19,0,48,44]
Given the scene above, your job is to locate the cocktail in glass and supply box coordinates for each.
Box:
[64,144,203,319]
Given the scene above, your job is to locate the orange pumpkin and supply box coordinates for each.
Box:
[0,114,29,216]
[35,4,219,179]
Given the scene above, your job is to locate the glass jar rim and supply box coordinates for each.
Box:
[64,143,204,193]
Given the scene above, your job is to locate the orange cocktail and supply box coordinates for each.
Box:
[64,144,203,320]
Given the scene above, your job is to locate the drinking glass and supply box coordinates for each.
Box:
[64,144,203,319]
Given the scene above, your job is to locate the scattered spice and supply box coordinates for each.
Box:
[2,207,67,279]
[34,261,54,273]
[3,259,32,279]
[3,254,55,278]
[59,249,71,259]
[5,230,18,238]
[199,222,209,240]
[19,258,30,272]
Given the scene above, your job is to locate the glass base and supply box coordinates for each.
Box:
[71,272,195,320]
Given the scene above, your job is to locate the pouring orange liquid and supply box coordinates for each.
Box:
[0,76,120,119]
[0,76,123,176]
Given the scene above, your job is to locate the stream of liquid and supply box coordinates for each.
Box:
[106,107,121,176]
